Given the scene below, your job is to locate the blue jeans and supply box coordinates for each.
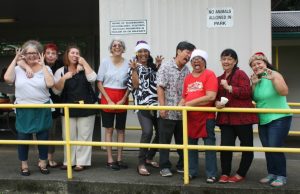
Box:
[188,119,218,177]
[259,116,292,177]
[18,130,49,161]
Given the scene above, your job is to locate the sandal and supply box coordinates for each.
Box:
[39,165,50,175]
[145,160,159,168]
[137,165,150,176]
[117,161,128,169]
[48,160,62,168]
[20,167,30,176]
[106,162,120,171]
[74,165,85,172]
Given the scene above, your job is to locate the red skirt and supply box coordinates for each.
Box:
[100,87,128,113]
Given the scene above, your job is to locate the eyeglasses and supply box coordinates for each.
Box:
[112,44,123,48]
[25,52,39,56]
[191,57,205,62]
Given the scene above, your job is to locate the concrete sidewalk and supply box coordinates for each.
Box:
[0,144,300,194]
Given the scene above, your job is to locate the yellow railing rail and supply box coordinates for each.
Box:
[0,103,300,184]
[125,126,300,136]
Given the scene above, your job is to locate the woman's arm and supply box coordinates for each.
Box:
[116,89,130,105]
[53,68,73,92]
[39,53,54,88]
[129,59,139,89]
[224,71,252,99]
[78,57,94,76]
[4,48,23,83]
[268,70,288,96]
[17,60,34,78]
[185,91,217,106]
[97,81,115,105]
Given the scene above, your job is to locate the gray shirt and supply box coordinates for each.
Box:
[156,59,190,120]
[97,57,129,89]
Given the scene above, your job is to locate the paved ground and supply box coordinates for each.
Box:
[0,139,300,194]
[1,116,300,194]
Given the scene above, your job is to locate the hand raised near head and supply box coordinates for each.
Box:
[155,55,164,69]
[129,58,138,70]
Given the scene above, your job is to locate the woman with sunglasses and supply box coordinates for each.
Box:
[97,38,130,170]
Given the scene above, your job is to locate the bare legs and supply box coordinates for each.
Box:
[105,128,125,163]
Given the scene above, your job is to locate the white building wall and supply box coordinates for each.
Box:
[99,0,271,156]
[99,0,271,76]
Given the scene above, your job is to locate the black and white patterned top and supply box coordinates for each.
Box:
[127,63,158,106]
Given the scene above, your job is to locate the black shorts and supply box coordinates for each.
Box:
[101,110,127,129]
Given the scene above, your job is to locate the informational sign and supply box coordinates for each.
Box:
[207,7,233,28]
[110,20,147,35]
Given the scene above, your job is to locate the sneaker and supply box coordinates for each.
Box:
[260,174,276,184]
[206,177,217,183]
[176,168,184,173]
[160,168,173,177]
[218,175,229,183]
[228,174,245,183]
[270,176,286,187]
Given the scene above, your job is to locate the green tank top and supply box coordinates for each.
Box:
[253,78,291,125]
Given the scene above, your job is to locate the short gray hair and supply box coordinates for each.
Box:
[109,38,126,53]
[22,40,43,54]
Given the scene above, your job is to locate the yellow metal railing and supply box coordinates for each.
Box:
[1,103,300,184]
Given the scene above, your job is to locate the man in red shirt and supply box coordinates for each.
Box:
[179,49,218,183]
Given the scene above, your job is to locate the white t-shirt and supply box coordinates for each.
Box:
[14,66,52,104]
[97,57,129,89]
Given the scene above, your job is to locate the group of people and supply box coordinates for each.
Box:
[3,39,292,188]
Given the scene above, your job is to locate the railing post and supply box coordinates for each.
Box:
[182,109,189,184]
[64,106,72,179]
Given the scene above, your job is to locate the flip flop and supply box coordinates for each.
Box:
[48,160,58,168]
[145,161,159,168]
[74,166,85,172]
[137,165,150,176]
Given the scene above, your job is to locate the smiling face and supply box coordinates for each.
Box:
[191,56,206,73]
[176,49,193,66]
[44,48,58,65]
[220,55,237,73]
[24,46,40,65]
[250,59,267,75]
[136,49,149,65]
[110,40,124,56]
[67,48,80,65]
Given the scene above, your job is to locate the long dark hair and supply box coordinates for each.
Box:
[134,54,158,71]
[221,48,239,83]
